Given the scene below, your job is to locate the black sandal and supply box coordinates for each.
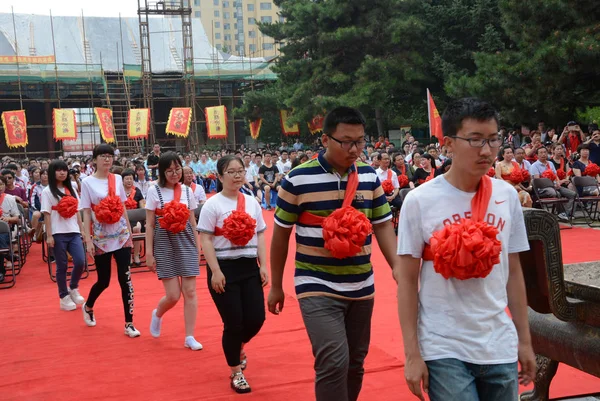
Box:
[230,372,251,394]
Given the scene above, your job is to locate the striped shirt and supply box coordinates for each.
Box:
[275,152,392,300]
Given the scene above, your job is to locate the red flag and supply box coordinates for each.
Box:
[1,110,28,148]
[427,89,443,142]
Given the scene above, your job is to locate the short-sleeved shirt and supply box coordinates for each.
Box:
[197,193,266,259]
[588,141,600,165]
[529,160,556,178]
[275,152,392,300]
[126,187,145,208]
[147,153,160,179]
[0,193,19,218]
[4,186,27,204]
[196,161,212,176]
[258,164,279,184]
[41,187,81,235]
[146,184,198,212]
[397,175,529,364]
[189,183,207,204]
[375,167,399,189]
[80,175,130,253]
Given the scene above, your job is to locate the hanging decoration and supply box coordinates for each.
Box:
[280,110,300,136]
[1,110,28,148]
[166,107,192,138]
[249,119,262,140]
[307,115,324,135]
[205,105,228,139]
[127,109,150,139]
[94,107,115,143]
[52,109,77,142]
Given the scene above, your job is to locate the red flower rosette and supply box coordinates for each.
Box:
[541,169,557,181]
[487,167,496,177]
[381,180,394,195]
[521,169,531,182]
[425,175,433,182]
[124,198,138,210]
[508,169,523,184]
[94,195,124,224]
[156,200,190,233]
[557,169,566,180]
[220,209,257,246]
[398,174,409,188]
[322,206,372,259]
[584,162,600,177]
[429,218,501,280]
[55,196,79,219]
[207,173,216,180]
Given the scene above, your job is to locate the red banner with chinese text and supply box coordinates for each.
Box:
[427,89,443,142]
[128,109,150,139]
[280,110,300,136]
[205,106,228,139]
[249,119,262,139]
[53,109,77,141]
[167,107,192,138]
[1,110,28,148]
[307,115,324,135]
[94,107,115,143]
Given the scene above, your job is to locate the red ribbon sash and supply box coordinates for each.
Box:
[422,175,493,260]
[191,182,197,192]
[297,167,359,226]
[91,173,117,212]
[214,192,247,236]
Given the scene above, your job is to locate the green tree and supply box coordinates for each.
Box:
[447,0,600,125]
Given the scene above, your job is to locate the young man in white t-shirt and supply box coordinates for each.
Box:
[395,98,536,401]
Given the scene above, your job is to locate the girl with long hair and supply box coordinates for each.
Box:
[198,155,268,394]
[41,160,86,311]
[80,144,140,338]
[146,152,203,350]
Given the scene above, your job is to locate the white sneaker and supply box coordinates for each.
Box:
[558,213,569,221]
[69,288,85,305]
[184,336,203,351]
[124,323,141,338]
[149,309,162,338]
[60,295,77,311]
[82,303,96,326]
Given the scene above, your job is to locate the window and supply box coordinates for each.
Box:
[216,44,222,50]
[247,4,254,11]
[214,10,220,17]
[215,33,221,39]
[213,0,219,5]
[263,43,274,50]
[194,0,199,5]
[214,21,221,28]
[279,15,285,23]
[260,2,272,10]
[237,45,245,54]
[223,1,229,7]
[248,30,256,38]
[224,34,232,41]
[248,17,255,25]
[249,44,256,52]
[194,10,201,17]
[224,23,230,30]
[261,16,272,23]
[224,12,230,19]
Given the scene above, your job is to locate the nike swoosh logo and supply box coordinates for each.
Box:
[495,200,506,204]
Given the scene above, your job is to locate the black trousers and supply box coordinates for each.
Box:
[86,247,134,323]
[208,258,266,367]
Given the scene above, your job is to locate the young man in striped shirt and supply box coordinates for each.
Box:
[268,107,399,401]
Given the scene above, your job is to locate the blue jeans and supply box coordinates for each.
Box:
[426,358,518,401]
[53,233,86,298]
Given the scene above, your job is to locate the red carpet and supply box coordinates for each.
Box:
[0,214,598,401]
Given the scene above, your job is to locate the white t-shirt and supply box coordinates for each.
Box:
[80,174,129,253]
[0,193,19,218]
[190,183,206,204]
[397,175,530,364]
[41,186,81,235]
[197,193,267,260]
[276,160,292,175]
[146,184,198,211]
[375,167,399,189]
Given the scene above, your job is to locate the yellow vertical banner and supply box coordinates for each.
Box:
[205,105,228,139]
[128,109,150,139]
[166,107,192,138]
[52,109,78,141]
[249,119,262,139]
[280,110,300,136]
[1,110,28,148]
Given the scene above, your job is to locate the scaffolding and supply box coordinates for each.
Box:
[137,0,198,150]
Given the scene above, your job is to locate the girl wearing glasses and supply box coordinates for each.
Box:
[146,152,203,351]
[198,155,268,394]
[80,144,139,337]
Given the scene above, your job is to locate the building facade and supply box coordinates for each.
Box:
[192,0,281,58]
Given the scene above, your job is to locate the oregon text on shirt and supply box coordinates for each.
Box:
[397,176,530,365]
[274,152,392,300]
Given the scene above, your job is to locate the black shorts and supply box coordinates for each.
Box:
[262,182,279,192]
